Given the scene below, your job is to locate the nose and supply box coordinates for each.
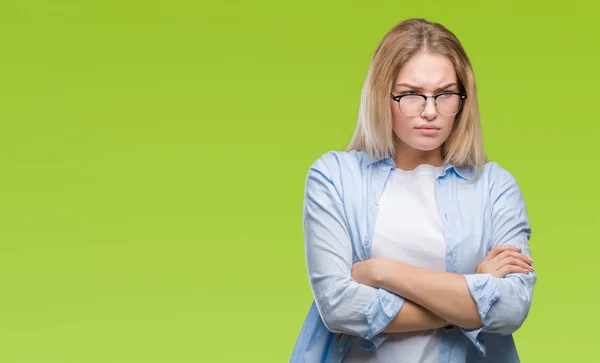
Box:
[420,97,437,120]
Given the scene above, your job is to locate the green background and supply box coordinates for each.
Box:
[0,0,597,362]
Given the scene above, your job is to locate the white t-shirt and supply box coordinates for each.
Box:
[344,164,446,363]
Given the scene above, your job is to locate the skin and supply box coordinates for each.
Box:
[391,52,457,171]
[336,52,534,338]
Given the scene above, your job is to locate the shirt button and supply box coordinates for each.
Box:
[381,166,388,172]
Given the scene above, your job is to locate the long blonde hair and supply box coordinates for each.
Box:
[347,18,486,177]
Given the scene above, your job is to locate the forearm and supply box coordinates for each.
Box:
[464,272,535,334]
[379,261,482,329]
[382,299,447,333]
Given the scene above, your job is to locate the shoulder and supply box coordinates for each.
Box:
[305,150,370,198]
[308,150,369,176]
[478,161,525,205]
[480,161,520,187]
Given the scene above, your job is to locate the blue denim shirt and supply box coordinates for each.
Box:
[290,150,535,363]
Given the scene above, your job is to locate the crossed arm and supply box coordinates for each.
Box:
[350,246,534,333]
[331,244,533,342]
[304,156,536,352]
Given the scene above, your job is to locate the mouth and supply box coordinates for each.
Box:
[415,125,441,135]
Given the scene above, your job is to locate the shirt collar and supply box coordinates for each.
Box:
[364,152,473,180]
[444,164,474,180]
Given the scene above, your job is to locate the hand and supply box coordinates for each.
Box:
[476,245,534,278]
[351,257,390,288]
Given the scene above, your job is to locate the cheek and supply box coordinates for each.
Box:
[441,117,456,134]
[390,105,412,134]
[392,117,411,136]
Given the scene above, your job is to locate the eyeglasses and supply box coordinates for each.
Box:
[390,92,467,116]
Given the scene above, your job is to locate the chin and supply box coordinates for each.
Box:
[409,141,444,151]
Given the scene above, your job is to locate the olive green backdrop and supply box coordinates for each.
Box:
[0,1,597,362]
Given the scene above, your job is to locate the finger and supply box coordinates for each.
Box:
[492,250,532,265]
[496,256,535,272]
[486,245,521,260]
[491,250,527,264]
[494,254,533,271]
[497,265,530,278]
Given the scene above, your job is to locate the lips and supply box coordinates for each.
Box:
[416,125,440,130]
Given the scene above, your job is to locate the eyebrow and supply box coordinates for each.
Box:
[394,82,458,92]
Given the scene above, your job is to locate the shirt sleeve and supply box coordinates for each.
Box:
[303,153,405,347]
[461,164,537,356]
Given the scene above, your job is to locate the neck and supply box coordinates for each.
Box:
[394,145,444,171]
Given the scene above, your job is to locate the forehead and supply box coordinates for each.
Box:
[395,52,457,87]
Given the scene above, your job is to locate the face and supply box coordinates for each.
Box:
[390,52,460,157]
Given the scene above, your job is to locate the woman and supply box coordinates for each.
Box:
[290,18,536,363]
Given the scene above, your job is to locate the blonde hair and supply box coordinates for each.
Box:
[346,18,487,178]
